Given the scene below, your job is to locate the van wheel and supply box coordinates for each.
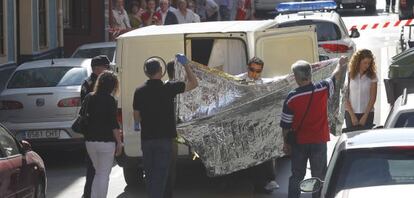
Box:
[123,166,144,186]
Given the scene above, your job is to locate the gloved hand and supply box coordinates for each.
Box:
[176,54,188,65]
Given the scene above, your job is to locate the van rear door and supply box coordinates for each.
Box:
[255,25,319,78]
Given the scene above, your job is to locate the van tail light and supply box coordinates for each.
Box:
[400,0,407,8]
[0,100,24,110]
[320,44,352,53]
[58,97,81,107]
[117,108,123,126]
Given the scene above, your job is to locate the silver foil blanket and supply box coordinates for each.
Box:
[175,59,346,177]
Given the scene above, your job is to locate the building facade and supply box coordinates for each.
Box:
[0,0,63,69]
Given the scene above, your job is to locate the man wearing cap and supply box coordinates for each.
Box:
[80,55,110,198]
[133,54,198,198]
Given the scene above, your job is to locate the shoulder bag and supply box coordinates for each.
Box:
[71,95,91,135]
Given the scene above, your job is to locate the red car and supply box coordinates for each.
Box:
[0,123,46,197]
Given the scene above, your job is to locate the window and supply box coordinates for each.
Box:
[7,67,88,89]
[278,20,341,42]
[38,0,47,48]
[72,46,116,61]
[0,126,20,157]
[63,0,91,34]
[0,0,4,55]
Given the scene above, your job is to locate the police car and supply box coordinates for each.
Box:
[274,1,359,60]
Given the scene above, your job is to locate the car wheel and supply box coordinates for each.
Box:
[35,181,46,198]
[123,166,144,187]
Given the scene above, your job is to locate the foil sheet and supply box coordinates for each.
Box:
[175,59,346,177]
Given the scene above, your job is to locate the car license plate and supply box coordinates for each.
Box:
[25,130,60,139]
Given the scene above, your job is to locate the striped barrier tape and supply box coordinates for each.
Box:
[350,19,413,30]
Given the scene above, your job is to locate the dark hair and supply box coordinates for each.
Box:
[129,1,141,13]
[144,59,161,76]
[91,55,110,68]
[94,71,119,95]
[248,57,264,68]
[167,61,175,79]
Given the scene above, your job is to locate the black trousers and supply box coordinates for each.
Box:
[83,151,95,198]
[386,0,396,7]
[344,111,374,130]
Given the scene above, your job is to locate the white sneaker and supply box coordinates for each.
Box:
[264,180,280,190]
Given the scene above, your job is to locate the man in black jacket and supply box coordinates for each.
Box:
[158,0,178,25]
[80,55,110,198]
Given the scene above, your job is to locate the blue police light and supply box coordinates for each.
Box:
[277,1,337,13]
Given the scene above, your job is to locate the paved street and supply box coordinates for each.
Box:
[1,1,407,197]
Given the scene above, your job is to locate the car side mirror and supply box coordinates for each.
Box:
[20,140,32,153]
[300,177,323,193]
[350,27,360,38]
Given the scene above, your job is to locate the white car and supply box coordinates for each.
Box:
[384,90,414,128]
[274,1,359,60]
[71,42,116,63]
[0,58,91,149]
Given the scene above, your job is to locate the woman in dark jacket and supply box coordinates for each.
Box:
[84,71,122,198]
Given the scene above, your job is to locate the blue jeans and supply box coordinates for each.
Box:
[142,138,173,198]
[288,143,327,198]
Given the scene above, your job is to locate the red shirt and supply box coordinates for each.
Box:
[280,77,335,144]
[141,11,162,25]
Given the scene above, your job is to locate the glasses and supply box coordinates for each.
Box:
[248,67,263,73]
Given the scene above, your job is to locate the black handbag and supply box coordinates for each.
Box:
[285,88,314,145]
[72,95,91,134]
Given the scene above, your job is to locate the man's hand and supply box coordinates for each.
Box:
[176,54,188,65]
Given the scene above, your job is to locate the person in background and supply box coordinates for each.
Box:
[112,0,131,31]
[158,0,178,25]
[345,49,378,131]
[385,0,396,13]
[84,71,122,198]
[133,54,198,198]
[204,0,219,21]
[235,0,254,20]
[187,0,201,22]
[142,0,162,26]
[129,1,144,29]
[217,0,232,21]
[281,57,348,198]
[236,57,264,84]
[80,55,110,198]
[173,0,200,23]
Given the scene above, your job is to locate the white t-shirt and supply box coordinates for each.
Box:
[235,73,263,84]
[112,8,131,29]
[348,73,378,113]
[173,9,200,24]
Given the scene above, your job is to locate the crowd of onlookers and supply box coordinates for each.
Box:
[110,0,256,37]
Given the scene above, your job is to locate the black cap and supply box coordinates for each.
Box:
[91,55,110,68]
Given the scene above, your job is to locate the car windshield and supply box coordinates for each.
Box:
[278,20,341,41]
[7,67,87,88]
[395,112,414,127]
[72,47,115,61]
[328,147,414,197]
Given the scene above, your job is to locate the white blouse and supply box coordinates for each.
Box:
[348,73,378,114]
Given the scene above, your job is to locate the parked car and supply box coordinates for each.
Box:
[0,123,46,197]
[399,0,414,20]
[0,58,91,149]
[71,42,116,63]
[334,0,376,13]
[384,48,414,104]
[300,128,414,198]
[275,1,359,60]
[383,89,414,128]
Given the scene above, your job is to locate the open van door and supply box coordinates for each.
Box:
[255,25,319,78]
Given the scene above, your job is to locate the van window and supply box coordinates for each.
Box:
[189,38,247,75]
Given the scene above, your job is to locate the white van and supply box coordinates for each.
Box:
[115,20,319,185]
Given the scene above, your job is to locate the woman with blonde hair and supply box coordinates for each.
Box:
[84,71,122,198]
[345,49,378,131]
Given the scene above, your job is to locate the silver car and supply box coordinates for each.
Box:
[0,58,91,149]
[71,42,116,63]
